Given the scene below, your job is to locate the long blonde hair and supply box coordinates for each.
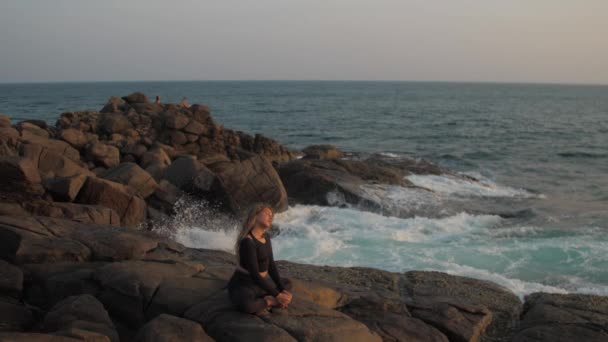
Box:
[234,202,274,265]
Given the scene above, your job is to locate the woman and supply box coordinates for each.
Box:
[227,203,294,316]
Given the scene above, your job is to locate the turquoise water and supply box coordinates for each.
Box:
[2,81,607,296]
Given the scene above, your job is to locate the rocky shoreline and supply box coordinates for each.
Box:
[0,93,606,341]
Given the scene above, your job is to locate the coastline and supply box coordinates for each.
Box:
[0,92,606,341]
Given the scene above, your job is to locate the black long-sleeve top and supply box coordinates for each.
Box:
[238,231,285,296]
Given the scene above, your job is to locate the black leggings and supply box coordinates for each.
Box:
[227,271,293,314]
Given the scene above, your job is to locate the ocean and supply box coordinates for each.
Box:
[1,81,607,298]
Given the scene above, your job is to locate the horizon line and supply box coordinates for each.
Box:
[1,79,607,87]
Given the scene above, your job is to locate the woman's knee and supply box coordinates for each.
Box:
[240,298,267,314]
[229,286,267,314]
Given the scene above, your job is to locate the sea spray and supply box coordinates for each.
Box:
[155,197,608,298]
[152,196,240,253]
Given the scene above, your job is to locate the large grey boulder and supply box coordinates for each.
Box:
[511,292,608,342]
[103,163,159,198]
[41,294,119,342]
[75,177,146,227]
[207,154,288,216]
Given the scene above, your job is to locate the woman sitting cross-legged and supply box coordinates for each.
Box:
[227,202,293,316]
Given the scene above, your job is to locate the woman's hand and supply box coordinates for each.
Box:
[281,290,293,301]
[276,292,292,308]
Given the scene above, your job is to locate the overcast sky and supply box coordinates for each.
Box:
[1,0,607,84]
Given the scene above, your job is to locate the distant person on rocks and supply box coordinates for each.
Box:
[180,97,191,108]
[155,95,161,104]
[227,203,294,316]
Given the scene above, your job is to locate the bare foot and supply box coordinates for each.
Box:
[264,295,279,308]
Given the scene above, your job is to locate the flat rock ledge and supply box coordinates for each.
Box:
[1,215,606,342]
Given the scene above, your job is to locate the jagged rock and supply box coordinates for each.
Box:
[101,97,128,113]
[0,259,23,299]
[275,261,447,341]
[0,115,11,128]
[185,289,382,342]
[0,300,37,332]
[164,130,187,145]
[58,129,90,149]
[23,262,107,309]
[121,154,137,163]
[121,144,147,161]
[162,157,215,195]
[0,127,19,142]
[20,135,81,163]
[122,92,149,105]
[239,133,296,164]
[140,146,171,169]
[98,114,133,135]
[44,175,87,202]
[0,156,44,194]
[0,215,51,236]
[146,275,227,319]
[339,295,449,342]
[0,216,91,264]
[0,141,17,158]
[277,157,422,212]
[152,142,178,158]
[17,122,50,140]
[20,143,93,180]
[75,177,146,227]
[146,180,184,215]
[103,163,158,198]
[0,128,20,159]
[135,314,214,342]
[302,144,344,160]
[183,119,207,136]
[144,163,168,182]
[288,278,346,309]
[277,158,370,207]
[35,217,159,261]
[22,120,48,129]
[198,154,230,167]
[95,260,202,328]
[185,289,295,341]
[407,299,492,342]
[185,133,199,143]
[0,332,86,341]
[130,103,163,116]
[207,154,288,215]
[24,202,120,226]
[512,292,608,342]
[56,111,100,133]
[109,133,125,144]
[13,199,120,226]
[0,202,28,217]
[402,271,522,341]
[162,112,189,130]
[41,294,119,342]
[86,143,120,168]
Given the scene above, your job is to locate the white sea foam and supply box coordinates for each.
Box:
[357,183,445,216]
[155,199,608,298]
[378,152,400,158]
[174,226,238,252]
[407,173,545,199]
[271,204,608,297]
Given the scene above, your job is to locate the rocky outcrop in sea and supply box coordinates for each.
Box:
[0,93,606,341]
